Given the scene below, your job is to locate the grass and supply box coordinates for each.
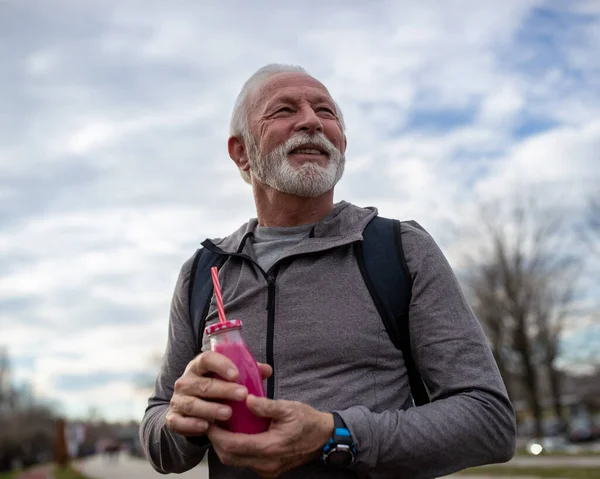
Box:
[516,449,600,457]
[0,471,19,479]
[459,465,600,478]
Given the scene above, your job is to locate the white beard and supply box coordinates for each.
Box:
[245,132,345,198]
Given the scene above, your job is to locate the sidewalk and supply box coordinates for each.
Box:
[14,465,52,479]
[76,453,208,479]
[76,456,484,479]
[73,454,589,479]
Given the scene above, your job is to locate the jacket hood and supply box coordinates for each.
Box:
[206,201,378,255]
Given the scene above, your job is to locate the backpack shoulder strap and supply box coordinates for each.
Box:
[355,216,430,406]
[188,248,227,352]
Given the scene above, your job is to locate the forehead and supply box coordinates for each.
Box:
[251,72,334,109]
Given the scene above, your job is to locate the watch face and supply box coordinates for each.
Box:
[325,449,353,467]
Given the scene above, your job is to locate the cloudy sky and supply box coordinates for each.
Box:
[1,0,599,422]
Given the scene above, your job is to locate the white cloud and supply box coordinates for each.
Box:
[26,49,61,77]
[474,120,600,203]
[477,81,525,127]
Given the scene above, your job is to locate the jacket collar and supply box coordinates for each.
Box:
[202,201,378,256]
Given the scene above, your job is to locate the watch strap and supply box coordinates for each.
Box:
[332,413,353,444]
[322,413,357,466]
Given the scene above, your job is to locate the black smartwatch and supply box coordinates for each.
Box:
[322,413,357,467]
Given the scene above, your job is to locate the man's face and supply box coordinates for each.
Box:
[243,73,347,197]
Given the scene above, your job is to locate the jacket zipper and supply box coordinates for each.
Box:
[266,273,276,399]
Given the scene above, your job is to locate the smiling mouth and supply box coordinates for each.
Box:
[289,145,328,156]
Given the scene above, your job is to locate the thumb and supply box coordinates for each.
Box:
[246,395,289,420]
[257,362,273,380]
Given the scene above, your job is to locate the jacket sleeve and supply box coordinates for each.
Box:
[139,254,211,473]
[336,222,516,478]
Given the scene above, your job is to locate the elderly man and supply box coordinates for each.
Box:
[140,64,516,478]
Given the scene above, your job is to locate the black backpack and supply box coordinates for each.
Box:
[187,216,430,406]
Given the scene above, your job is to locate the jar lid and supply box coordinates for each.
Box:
[205,319,243,336]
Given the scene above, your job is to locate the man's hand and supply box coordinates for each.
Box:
[207,395,334,478]
[165,351,272,437]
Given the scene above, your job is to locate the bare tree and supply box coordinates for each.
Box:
[460,195,579,438]
[530,249,579,433]
[466,261,514,396]
[581,197,600,256]
[568,195,600,371]
[0,348,58,471]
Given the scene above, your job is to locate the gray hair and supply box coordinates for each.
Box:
[229,63,346,139]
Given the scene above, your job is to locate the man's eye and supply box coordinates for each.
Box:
[318,108,335,115]
[276,107,293,113]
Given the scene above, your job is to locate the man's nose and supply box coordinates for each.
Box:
[294,106,323,134]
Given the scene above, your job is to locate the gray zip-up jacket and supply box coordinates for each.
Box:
[140,202,516,478]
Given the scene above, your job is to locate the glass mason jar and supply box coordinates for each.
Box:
[205,319,270,433]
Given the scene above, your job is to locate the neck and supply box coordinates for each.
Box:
[252,182,335,227]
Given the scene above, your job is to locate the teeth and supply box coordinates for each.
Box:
[293,148,323,154]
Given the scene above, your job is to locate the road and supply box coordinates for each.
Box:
[76,452,600,478]
[76,454,483,478]
[77,453,208,479]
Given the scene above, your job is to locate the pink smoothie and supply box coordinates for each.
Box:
[214,342,270,434]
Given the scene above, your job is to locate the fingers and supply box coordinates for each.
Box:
[189,351,239,380]
[188,353,272,385]
[246,395,290,420]
[170,395,235,423]
[208,426,284,476]
[208,425,267,457]
[176,351,251,403]
[206,423,231,444]
[168,353,277,442]
[165,411,209,437]
[175,374,248,402]
[257,362,273,380]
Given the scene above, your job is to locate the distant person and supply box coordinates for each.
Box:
[140,64,516,478]
[104,441,120,463]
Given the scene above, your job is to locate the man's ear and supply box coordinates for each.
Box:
[228,136,250,173]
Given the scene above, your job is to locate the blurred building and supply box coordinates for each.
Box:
[510,369,600,439]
